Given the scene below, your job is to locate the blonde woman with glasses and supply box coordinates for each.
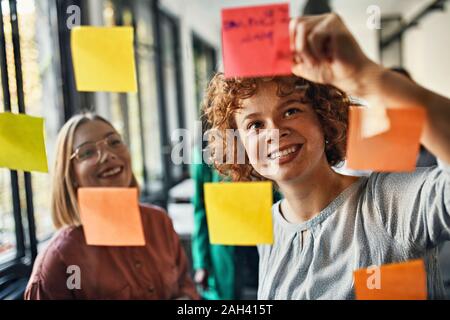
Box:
[25,113,198,300]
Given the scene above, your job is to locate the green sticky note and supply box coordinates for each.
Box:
[0,112,48,173]
[71,26,137,92]
[204,181,274,245]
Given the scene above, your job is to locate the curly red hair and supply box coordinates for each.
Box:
[203,73,350,181]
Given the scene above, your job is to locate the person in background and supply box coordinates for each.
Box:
[25,113,198,300]
[190,115,281,300]
[191,147,241,300]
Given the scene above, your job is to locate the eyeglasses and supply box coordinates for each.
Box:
[70,133,126,163]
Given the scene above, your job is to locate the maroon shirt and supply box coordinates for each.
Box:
[25,204,199,300]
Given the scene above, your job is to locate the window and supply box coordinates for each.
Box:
[0,2,15,264]
[193,35,216,112]
[88,0,186,204]
[97,0,146,191]
[160,12,185,183]
[0,0,212,296]
[0,172,15,263]
[379,15,403,67]
[18,0,62,242]
[133,0,163,193]
[0,0,64,298]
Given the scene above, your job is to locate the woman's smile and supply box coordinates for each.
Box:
[268,143,303,165]
[97,165,124,179]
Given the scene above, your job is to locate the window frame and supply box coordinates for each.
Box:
[378,15,404,67]
[0,0,84,299]
[192,32,218,111]
[158,9,187,183]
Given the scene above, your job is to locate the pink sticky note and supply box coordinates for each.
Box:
[222,3,292,78]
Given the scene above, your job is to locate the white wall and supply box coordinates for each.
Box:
[333,2,379,62]
[403,6,450,98]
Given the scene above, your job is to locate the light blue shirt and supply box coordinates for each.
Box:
[258,161,450,299]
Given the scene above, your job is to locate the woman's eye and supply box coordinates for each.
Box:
[284,108,301,117]
[79,147,96,159]
[109,139,122,146]
[248,121,263,131]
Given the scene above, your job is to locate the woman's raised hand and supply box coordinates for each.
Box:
[289,13,380,96]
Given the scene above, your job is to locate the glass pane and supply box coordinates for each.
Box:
[17,0,61,241]
[0,170,16,262]
[2,0,19,110]
[135,0,163,186]
[96,0,147,188]
[193,37,216,111]
[0,1,17,262]
[127,92,145,186]
[99,0,164,191]
[161,15,182,181]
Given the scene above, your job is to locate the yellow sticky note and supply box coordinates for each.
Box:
[71,26,137,92]
[0,112,48,173]
[204,181,273,245]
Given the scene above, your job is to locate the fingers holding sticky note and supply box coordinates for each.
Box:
[78,188,145,246]
[204,181,273,245]
[71,26,137,92]
[0,112,48,173]
[354,259,427,300]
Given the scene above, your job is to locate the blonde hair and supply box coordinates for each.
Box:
[51,113,138,229]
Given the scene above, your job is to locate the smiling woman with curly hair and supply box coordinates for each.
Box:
[202,52,450,300]
[203,73,350,181]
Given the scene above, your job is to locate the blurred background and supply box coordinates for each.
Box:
[0,0,449,299]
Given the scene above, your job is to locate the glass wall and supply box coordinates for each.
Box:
[0,0,62,267]
[93,0,186,198]
[193,34,216,112]
[100,0,146,191]
[160,12,184,182]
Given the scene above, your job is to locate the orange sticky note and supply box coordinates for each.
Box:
[354,259,427,300]
[222,3,292,78]
[346,106,426,172]
[78,188,145,246]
